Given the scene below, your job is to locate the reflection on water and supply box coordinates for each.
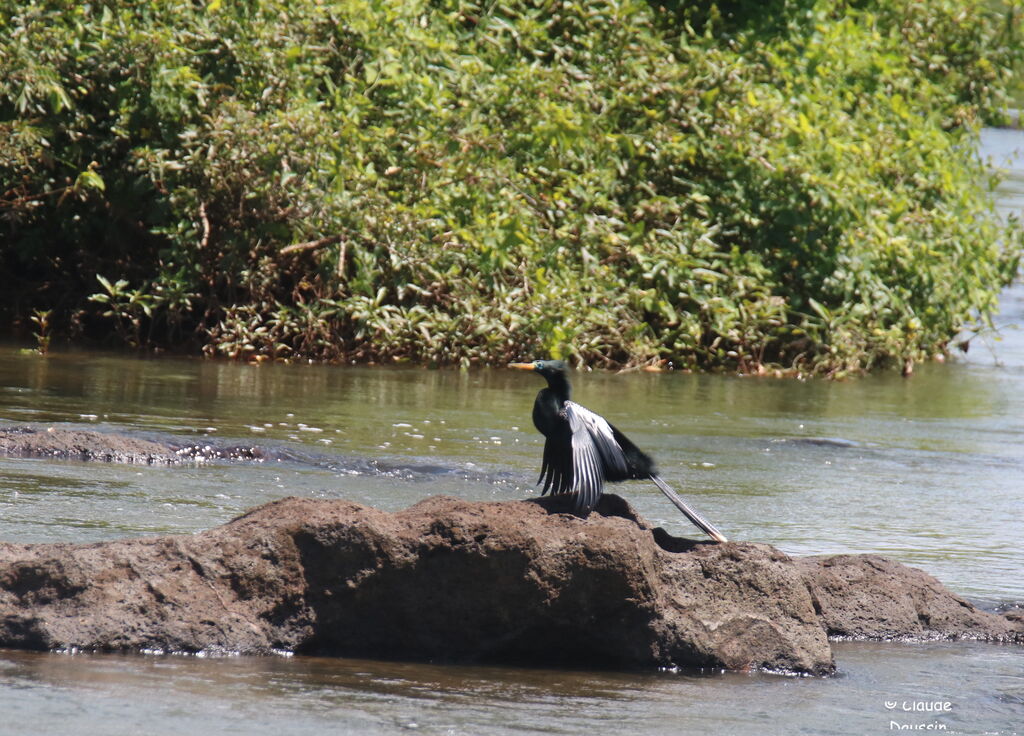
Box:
[0,127,1022,735]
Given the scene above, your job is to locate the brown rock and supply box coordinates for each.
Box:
[0,494,834,673]
[0,495,1017,674]
[795,554,1022,642]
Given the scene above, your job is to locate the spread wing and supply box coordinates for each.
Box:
[538,421,573,498]
[564,401,629,513]
[536,401,631,514]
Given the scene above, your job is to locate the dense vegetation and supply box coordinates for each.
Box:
[2,0,1022,375]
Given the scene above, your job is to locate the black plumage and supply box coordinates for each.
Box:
[510,359,728,543]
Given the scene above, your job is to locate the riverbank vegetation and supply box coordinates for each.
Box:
[2,0,1022,375]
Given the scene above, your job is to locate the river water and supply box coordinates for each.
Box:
[1,131,1022,735]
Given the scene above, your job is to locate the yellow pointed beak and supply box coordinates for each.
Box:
[508,362,536,371]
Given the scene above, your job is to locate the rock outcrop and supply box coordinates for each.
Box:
[796,554,1021,642]
[0,494,1018,675]
[0,426,266,464]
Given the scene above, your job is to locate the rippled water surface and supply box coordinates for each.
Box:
[1,130,1022,735]
[1,642,1021,736]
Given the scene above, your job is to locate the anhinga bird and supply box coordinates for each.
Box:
[509,360,728,543]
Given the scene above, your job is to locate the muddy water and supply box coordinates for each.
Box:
[0,129,1022,734]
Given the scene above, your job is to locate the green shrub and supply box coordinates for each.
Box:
[1,0,1021,375]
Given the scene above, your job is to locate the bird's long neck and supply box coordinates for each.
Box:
[532,374,571,437]
[544,372,571,405]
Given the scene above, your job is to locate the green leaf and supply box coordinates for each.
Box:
[75,170,105,193]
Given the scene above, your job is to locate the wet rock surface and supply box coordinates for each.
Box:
[1,426,183,464]
[0,426,504,481]
[0,494,1018,674]
[0,426,266,464]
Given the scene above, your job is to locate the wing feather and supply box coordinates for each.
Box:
[564,401,629,513]
[566,401,628,476]
[534,401,635,514]
[565,399,626,468]
[539,434,572,496]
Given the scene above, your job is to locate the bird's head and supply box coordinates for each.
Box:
[509,360,571,387]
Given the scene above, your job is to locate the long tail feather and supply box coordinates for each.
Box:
[650,475,728,543]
